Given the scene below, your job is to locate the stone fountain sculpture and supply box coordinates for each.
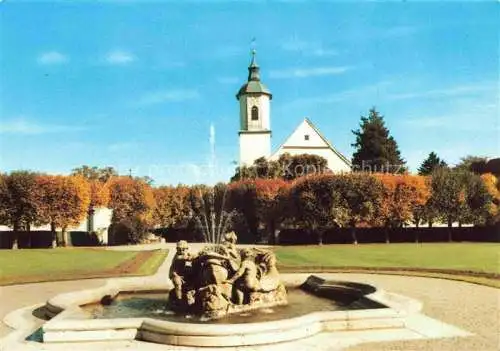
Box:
[168,232,287,319]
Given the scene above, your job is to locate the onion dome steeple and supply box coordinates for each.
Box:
[248,49,260,81]
[236,49,272,99]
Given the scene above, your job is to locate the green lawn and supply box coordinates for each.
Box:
[0,248,168,285]
[274,243,500,274]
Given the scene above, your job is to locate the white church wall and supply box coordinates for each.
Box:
[270,119,351,173]
[239,132,271,165]
[0,207,113,244]
[282,119,325,147]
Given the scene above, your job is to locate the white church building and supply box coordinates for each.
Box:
[237,51,351,172]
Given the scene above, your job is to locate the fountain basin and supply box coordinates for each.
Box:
[41,275,422,347]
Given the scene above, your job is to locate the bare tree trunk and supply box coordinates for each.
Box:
[12,222,19,250]
[351,227,358,245]
[318,229,323,246]
[62,227,68,247]
[447,217,453,242]
[269,221,277,245]
[384,227,390,244]
[26,223,32,248]
[51,222,57,248]
[87,207,95,233]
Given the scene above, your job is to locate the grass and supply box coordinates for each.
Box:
[0,248,168,285]
[274,243,500,288]
[134,249,170,275]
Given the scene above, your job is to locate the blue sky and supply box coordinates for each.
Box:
[0,1,498,185]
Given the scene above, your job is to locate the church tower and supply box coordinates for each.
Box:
[237,50,272,166]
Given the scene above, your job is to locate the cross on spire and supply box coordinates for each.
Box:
[248,48,260,81]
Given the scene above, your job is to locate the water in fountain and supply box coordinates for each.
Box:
[191,184,234,247]
[190,123,234,246]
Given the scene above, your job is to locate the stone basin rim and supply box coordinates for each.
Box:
[44,302,400,334]
[41,275,423,346]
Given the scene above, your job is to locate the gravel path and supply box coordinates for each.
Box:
[329,273,500,351]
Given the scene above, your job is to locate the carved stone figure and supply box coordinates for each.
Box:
[219,231,240,273]
[226,248,262,304]
[169,240,196,305]
[256,251,281,292]
[197,284,231,318]
[167,234,287,319]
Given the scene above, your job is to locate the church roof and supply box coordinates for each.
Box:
[272,118,352,167]
[236,50,272,99]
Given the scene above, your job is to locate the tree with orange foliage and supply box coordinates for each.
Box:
[374,173,430,243]
[153,185,191,229]
[71,166,112,233]
[108,177,156,244]
[480,173,500,224]
[288,174,343,245]
[226,179,289,243]
[89,180,110,209]
[253,178,290,244]
[108,177,155,222]
[0,171,43,249]
[37,175,91,247]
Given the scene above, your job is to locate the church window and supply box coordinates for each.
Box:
[251,106,259,121]
[304,134,310,141]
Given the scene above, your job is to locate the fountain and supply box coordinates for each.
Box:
[37,226,425,348]
[167,234,287,319]
[35,189,427,347]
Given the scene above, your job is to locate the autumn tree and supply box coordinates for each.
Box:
[71,165,113,232]
[289,175,350,245]
[410,176,438,235]
[334,173,384,244]
[481,173,500,224]
[37,175,91,247]
[374,174,430,243]
[418,152,447,175]
[351,107,406,173]
[108,177,156,244]
[0,171,42,249]
[230,178,291,244]
[153,185,191,229]
[253,179,290,244]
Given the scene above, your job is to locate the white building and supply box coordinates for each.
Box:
[237,51,351,172]
[0,207,112,245]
